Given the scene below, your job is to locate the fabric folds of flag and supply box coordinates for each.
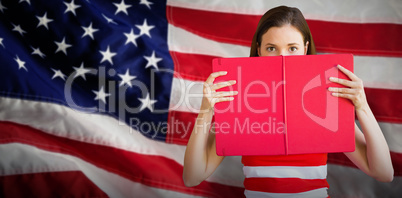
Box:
[0,0,401,197]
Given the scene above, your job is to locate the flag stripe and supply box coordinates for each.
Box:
[365,88,402,123]
[167,24,249,58]
[327,164,402,197]
[0,171,108,198]
[0,96,244,188]
[167,0,402,24]
[0,143,206,198]
[379,121,402,153]
[328,152,402,176]
[0,121,245,198]
[166,110,198,145]
[167,5,402,57]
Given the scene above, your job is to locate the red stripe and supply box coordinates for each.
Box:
[167,6,402,57]
[365,88,402,123]
[167,5,257,47]
[0,171,108,198]
[172,52,402,123]
[0,121,244,198]
[328,152,402,176]
[307,20,402,57]
[244,177,329,193]
[170,51,215,81]
[242,153,327,167]
[166,110,198,145]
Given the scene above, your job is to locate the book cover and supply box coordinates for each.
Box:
[212,54,355,156]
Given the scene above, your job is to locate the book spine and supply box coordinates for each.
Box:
[282,56,289,155]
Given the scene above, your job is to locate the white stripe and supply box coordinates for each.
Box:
[167,0,402,24]
[0,143,205,198]
[327,164,402,197]
[243,165,327,179]
[170,77,203,113]
[0,96,244,187]
[379,122,402,153]
[354,56,402,90]
[168,24,249,57]
[244,188,328,198]
[169,26,402,90]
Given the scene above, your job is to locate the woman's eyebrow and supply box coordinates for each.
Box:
[288,43,300,46]
[265,43,276,46]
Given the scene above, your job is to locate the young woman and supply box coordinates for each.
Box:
[183,6,394,197]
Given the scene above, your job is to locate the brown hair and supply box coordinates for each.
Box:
[250,6,316,57]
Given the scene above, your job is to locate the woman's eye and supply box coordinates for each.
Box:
[267,47,275,52]
[289,47,297,52]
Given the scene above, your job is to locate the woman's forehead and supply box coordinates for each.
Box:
[261,25,304,44]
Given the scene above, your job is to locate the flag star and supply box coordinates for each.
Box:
[36,12,53,29]
[64,0,81,16]
[51,68,66,80]
[118,69,136,87]
[82,22,99,40]
[0,1,7,13]
[0,37,4,48]
[12,24,26,36]
[99,46,117,65]
[144,51,162,70]
[93,86,111,104]
[31,47,46,58]
[113,0,131,15]
[73,62,91,80]
[55,37,72,55]
[102,14,117,25]
[135,19,154,38]
[14,55,28,71]
[138,93,157,112]
[139,0,153,9]
[124,29,140,46]
[19,0,31,5]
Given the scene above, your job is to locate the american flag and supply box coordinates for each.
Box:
[0,0,401,197]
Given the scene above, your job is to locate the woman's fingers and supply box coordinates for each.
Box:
[201,71,237,111]
[212,80,236,91]
[328,87,357,94]
[328,65,368,110]
[205,71,227,85]
[336,65,359,81]
[329,77,355,88]
[213,91,238,98]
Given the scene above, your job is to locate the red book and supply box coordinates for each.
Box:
[212,54,355,156]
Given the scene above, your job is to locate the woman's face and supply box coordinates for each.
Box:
[258,24,308,57]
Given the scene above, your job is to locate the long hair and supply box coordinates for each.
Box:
[250,6,316,57]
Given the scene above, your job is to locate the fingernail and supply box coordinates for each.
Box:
[328,87,333,91]
[223,71,228,74]
[234,91,238,95]
[329,77,335,81]
[337,65,343,68]
[231,80,236,84]
[230,97,234,100]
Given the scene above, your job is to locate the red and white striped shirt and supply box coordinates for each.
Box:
[242,153,329,198]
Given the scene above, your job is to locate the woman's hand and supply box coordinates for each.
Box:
[330,65,394,182]
[328,65,368,111]
[200,71,238,112]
